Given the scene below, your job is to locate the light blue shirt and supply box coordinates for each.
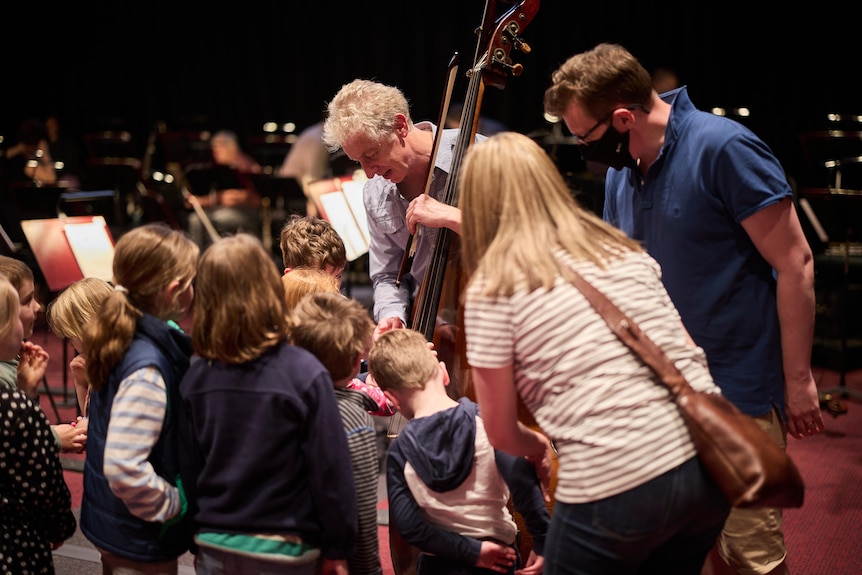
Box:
[363,123,479,324]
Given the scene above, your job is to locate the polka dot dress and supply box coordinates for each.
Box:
[1,388,77,574]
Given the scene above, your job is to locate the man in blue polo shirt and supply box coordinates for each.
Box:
[544,42,820,575]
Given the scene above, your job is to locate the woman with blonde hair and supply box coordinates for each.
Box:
[459,132,730,574]
[179,233,357,574]
[80,222,199,574]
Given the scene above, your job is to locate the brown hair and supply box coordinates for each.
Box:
[279,214,347,272]
[367,328,438,392]
[286,292,374,383]
[0,256,34,293]
[543,43,653,121]
[84,223,199,390]
[192,234,287,364]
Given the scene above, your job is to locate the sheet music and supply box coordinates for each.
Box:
[63,217,114,282]
[311,175,370,262]
[340,179,371,246]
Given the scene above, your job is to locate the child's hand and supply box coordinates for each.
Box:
[70,354,88,385]
[17,341,49,399]
[525,432,555,504]
[54,423,87,453]
[476,540,517,572]
[72,416,88,434]
[516,551,544,575]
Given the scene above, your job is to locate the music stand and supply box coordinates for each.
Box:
[802,188,862,400]
[20,216,116,410]
[250,174,308,254]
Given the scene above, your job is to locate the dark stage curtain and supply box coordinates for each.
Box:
[2,1,859,180]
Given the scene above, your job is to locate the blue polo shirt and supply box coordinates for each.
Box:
[604,87,792,419]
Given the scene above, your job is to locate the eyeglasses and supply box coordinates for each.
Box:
[571,104,650,145]
[571,113,612,146]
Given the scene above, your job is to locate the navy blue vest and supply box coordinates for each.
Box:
[81,314,193,561]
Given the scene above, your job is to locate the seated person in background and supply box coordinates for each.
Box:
[278,122,331,216]
[286,291,384,575]
[45,114,82,189]
[3,118,58,188]
[368,328,549,575]
[186,129,263,248]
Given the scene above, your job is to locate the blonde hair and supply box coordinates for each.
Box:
[543,43,653,121]
[367,328,438,392]
[85,223,199,390]
[322,79,412,153]
[0,276,20,349]
[286,292,374,382]
[46,277,113,342]
[279,214,347,271]
[193,234,286,364]
[459,132,642,296]
[0,256,34,294]
[282,268,341,310]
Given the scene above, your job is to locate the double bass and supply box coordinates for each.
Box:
[411,0,539,393]
[390,2,544,574]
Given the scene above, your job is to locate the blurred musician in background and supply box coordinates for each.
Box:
[3,118,58,188]
[185,129,263,249]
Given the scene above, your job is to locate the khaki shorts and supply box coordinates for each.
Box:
[717,407,787,575]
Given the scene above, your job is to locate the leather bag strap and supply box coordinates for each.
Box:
[561,266,693,398]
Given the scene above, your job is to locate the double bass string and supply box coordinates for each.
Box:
[395,55,460,289]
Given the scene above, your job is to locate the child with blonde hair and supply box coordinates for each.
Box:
[369,328,550,575]
[282,267,341,309]
[0,275,77,573]
[179,233,356,574]
[46,277,114,417]
[80,223,199,573]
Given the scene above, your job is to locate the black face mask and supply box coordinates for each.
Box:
[579,125,638,171]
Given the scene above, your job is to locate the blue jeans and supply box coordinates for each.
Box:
[194,546,318,575]
[544,457,730,575]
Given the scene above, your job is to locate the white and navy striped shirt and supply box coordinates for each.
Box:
[104,366,181,522]
[464,250,720,504]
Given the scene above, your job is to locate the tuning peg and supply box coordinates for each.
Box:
[491,49,525,76]
[513,37,531,54]
[503,23,532,54]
